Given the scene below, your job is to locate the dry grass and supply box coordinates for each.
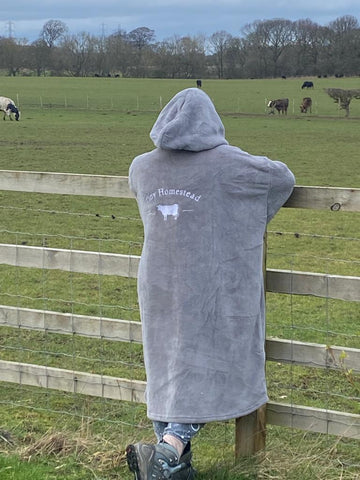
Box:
[0,429,16,450]
[17,427,128,474]
[1,420,360,479]
[256,433,360,480]
[89,448,126,471]
[21,431,87,460]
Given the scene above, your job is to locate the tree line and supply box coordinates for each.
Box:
[0,16,359,78]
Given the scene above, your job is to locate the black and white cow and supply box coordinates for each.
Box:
[267,98,289,115]
[0,96,20,121]
[301,81,314,89]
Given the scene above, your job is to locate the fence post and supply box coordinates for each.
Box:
[235,404,267,458]
[235,231,268,459]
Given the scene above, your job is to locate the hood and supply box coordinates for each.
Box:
[150,88,228,152]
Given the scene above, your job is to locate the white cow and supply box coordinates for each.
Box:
[0,96,20,121]
[157,204,179,220]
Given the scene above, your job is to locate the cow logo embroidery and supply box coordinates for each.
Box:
[157,204,179,220]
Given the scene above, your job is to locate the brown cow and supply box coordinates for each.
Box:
[267,98,289,115]
[300,97,312,113]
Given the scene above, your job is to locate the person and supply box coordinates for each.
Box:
[126,88,295,479]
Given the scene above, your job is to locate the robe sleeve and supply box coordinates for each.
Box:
[267,160,295,222]
[128,157,139,198]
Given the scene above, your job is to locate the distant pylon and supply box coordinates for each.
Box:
[6,20,15,38]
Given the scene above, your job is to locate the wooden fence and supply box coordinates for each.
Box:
[0,170,359,456]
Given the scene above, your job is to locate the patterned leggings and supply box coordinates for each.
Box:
[153,421,204,445]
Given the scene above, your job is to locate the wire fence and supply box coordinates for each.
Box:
[11,90,360,118]
[1,230,359,424]
[0,179,359,476]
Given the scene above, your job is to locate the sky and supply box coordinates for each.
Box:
[1,0,360,43]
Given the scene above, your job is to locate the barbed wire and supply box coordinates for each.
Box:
[1,345,144,369]
[1,230,359,266]
[264,381,360,402]
[0,292,137,313]
[0,228,143,246]
[268,252,360,265]
[1,206,359,242]
[0,399,152,429]
[266,324,360,339]
[0,205,142,223]
[268,230,360,242]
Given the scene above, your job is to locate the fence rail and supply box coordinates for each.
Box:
[0,170,133,198]
[0,359,359,440]
[1,305,359,373]
[1,170,360,210]
[1,170,359,454]
[1,244,359,302]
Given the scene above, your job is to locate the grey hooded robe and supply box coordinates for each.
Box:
[129,88,295,423]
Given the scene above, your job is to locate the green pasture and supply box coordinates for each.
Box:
[0,76,360,186]
[0,77,359,479]
[1,75,360,118]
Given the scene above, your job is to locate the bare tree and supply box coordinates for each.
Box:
[327,16,360,76]
[105,30,133,77]
[293,19,323,75]
[243,19,295,77]
[325,88,360,117]
[2,15,360,79]
[127,27,155,50]
[40,20,68,48]
[60,32,97,76]
[153,36,183,78]
[208,31,232,78]
[126,27,155,76]
[0,37,24,76]
[178,35,207,78]
[328,15,359,35]
[224,37,247,78]
[30,39,52,76]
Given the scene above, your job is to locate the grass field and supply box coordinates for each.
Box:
[0,76,359,479]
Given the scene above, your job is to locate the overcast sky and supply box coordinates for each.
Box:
[1,0,360,43]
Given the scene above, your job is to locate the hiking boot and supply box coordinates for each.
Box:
[172,445,196,480]
[126,441,188,479]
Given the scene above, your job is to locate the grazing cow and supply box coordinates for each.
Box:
[301,81,314,89]
[267,98,289,115]
[196,79,202,88]
[157,204,179,221]
[300,97,312,113]
[0,96,20,121]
